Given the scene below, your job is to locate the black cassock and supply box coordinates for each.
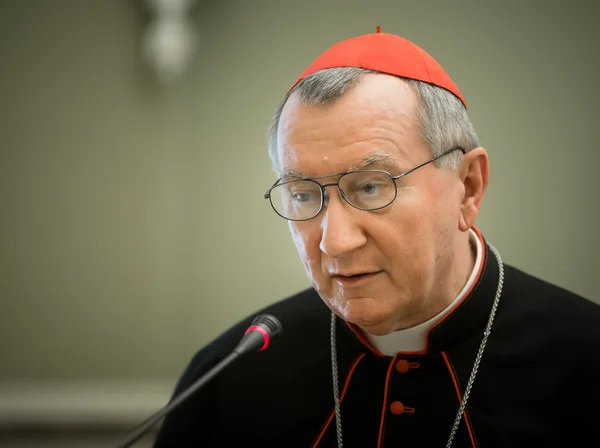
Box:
[154,232,600,447]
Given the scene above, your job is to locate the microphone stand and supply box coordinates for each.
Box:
[114,313,282,448]
[115,351,239,448]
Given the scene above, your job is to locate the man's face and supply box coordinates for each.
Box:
[277,74,465,336]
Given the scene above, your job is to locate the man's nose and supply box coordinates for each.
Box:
[319,189,367,258]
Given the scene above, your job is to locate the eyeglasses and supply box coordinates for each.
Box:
[264,146,465,221]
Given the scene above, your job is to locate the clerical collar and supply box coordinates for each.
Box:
[363,228,483,355]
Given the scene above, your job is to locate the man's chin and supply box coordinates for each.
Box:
[340,299,396,336]
[350,319,395,336]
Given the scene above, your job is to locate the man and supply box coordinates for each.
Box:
[154,30,600,447]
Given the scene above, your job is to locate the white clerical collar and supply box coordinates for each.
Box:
[365,228,483,355]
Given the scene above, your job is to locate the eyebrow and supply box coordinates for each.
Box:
[280,152,406,179]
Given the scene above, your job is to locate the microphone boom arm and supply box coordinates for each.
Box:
[114,313,282,448]
[115,351,239,448]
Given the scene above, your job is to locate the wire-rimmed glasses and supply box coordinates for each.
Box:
[264,146,465,221]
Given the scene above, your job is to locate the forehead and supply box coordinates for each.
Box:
[277,73,426,177]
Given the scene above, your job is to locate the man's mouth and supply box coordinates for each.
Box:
[333,271,380,287]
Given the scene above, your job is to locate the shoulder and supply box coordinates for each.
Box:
[504,264,600,316]
[174,287,328,390]
[499,264,600,346]
[195,286,326,360]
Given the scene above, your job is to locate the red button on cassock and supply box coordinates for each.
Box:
[390,401,415,415]
[390,401,405,415]
[396,359,410,373]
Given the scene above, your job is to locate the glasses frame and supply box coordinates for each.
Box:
[264,146,465,221]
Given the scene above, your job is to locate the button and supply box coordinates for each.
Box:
[395,359,420,373]
[396,360,410,373]
[390,401,405,415]
[390,401,415,415]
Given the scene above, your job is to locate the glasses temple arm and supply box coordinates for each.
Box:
[391,146,465,180]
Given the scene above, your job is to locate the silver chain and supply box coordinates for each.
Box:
[330,312,344,448]
[329,243,504,448]
[444,243,504,447]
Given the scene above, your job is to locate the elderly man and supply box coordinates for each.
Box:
[154,31,600,447]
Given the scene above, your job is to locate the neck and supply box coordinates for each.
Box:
[452,230,477,300]
[435,229,477,315]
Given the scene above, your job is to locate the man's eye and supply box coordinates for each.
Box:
[292,191,314,202]
[353,182,387,197]
[360,183,381,194]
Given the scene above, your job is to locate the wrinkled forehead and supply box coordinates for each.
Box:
[278,153,405,181]
[277,75,423,178]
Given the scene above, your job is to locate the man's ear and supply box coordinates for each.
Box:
[458,147,489,231]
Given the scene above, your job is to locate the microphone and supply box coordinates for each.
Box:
[115,314,282,448]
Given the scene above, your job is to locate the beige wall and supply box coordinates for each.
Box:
[1,0,598,392]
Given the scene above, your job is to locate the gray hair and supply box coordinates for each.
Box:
[267,67,480,173]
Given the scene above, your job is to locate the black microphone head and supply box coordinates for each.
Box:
[251,314,283,337]
[234,314,283,355]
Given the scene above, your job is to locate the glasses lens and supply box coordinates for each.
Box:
[269,180,322,220]
[340,171,396,210]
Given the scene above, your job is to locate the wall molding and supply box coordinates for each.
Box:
[0,381,173,428]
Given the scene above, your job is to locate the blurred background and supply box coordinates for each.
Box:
[0,0,598,446]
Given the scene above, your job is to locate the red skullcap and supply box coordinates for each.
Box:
[289,31,466,108]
